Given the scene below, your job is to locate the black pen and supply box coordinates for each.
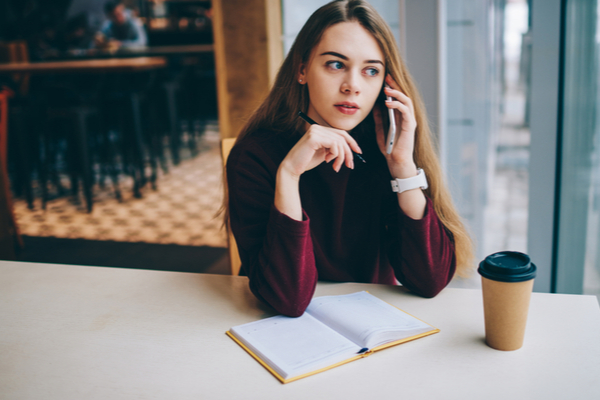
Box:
[297,111,366,164]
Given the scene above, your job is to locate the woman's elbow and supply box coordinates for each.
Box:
[412,282,446,298]
[250,280,315,317]
[402,266,455,298]
[414,254,456,298]
[273,297,310,317]
[258,292,312,317]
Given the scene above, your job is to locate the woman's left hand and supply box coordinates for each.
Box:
[374,75,418,179]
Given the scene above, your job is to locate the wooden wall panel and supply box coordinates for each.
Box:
[212,0,283,139]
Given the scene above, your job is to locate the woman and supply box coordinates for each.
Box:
[226,0,473,317]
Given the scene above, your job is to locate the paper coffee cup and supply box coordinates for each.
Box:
[478,251,536,351]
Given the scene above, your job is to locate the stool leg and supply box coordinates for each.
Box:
[130,92,146,193]
[116,98,139,199]
[45,121,67,202]
[105,129,123,201]
[74,111,93,213]
[144,93,161,190]
[185,119,199,157]
[39,129,49,210]
[164,82,180,165]
[152,88,169,174]
[98,98,122,201]
[11,109,34,209]
[31,108,50,210]
[65,117,81,205]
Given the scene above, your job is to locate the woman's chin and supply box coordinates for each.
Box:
[328,116,363,131]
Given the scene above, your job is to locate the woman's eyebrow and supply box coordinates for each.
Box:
[319,51,384,65]
[320,51,348,60]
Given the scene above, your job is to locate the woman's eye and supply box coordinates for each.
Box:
[365,67,379,77]
[326,61,344,70]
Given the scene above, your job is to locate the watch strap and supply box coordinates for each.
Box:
[391,168,428,193]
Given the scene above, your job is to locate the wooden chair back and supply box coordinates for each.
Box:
[0,89,23,256]
[221,137,242,275]
[0,41,29,63]
[0,90,8,170]
[0,41,30,95]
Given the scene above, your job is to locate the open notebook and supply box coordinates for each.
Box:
[227,291,439,383]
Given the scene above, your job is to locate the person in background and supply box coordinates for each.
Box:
[94,0,147,49]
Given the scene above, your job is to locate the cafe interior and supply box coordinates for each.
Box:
[0,0,229,273]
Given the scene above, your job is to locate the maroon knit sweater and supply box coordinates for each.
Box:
[226,125,456,317]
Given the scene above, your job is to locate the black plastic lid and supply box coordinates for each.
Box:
[478,251,537,282]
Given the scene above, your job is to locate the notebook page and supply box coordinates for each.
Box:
[230,312,362,379]
[306,291,432,349]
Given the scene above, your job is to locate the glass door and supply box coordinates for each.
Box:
[444,0,531,287]
[554,0,600,299]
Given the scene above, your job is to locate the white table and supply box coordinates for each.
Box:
[1,260,599,399]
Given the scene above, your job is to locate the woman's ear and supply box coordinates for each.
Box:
[298,64,306,84]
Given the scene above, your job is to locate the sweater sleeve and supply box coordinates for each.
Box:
[385,197,456,298]
[227,141,318,317]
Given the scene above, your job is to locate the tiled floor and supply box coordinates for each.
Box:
[13,123,227,249]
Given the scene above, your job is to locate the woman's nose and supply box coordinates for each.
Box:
[341,71,360,94]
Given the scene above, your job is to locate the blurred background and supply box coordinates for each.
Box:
[0,0,597,299]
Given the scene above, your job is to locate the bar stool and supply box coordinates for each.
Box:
[104,71,161,198]
[1,41,36,209]
[41,74,103,213]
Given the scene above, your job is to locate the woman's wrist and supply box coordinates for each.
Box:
[389,161,418,179]
[277,160,303,183]
[396,183,427,220]
[389,161,426,220]
[275,165,303,221]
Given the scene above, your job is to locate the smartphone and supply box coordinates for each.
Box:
[384,84,396,154]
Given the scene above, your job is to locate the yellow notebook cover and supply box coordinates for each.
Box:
[227,328,439,383]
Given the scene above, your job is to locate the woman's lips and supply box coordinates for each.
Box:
[334,103,359,115]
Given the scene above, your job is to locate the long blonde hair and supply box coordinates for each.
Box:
[228,0,474,276]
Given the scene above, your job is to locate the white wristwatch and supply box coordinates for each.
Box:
[390,168,428,193]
